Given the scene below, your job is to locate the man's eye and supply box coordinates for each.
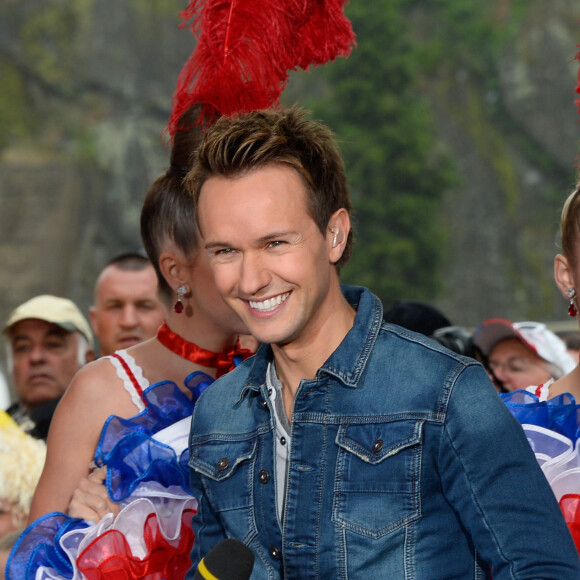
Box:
[268,241,284,248]
[216,248,234,255]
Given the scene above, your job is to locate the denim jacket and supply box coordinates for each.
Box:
[187,286,580,579]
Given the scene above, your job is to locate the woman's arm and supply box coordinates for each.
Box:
[27,360,135,522]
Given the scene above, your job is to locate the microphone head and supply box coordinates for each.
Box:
[194,538,255,580]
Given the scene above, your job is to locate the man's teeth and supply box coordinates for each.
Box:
[250,293,290,312]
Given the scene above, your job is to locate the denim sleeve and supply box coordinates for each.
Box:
[185,466,228,580]
[440,363,580,579]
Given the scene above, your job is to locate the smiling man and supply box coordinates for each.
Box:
[185,108,580,579]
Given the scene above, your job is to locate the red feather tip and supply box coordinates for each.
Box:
[166,0,356,139]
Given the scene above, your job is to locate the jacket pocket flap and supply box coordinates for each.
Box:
[190,438,257,481]
[336,420,423,464]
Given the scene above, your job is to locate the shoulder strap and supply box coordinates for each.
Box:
[111,352,148,407]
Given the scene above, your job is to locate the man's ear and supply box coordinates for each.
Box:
[326,208,350,263]
[554,254,575,298]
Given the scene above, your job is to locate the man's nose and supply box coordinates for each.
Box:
[28,344,47,363]
[238,252,270,296]
[119,305,139,327]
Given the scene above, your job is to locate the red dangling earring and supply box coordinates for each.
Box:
[174,285,187,314]
[567,288,577,317]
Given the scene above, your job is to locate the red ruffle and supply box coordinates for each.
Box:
[560,494,580,553]
[77,508,196,580]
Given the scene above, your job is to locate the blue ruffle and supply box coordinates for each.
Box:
[500,390,580,442]
[95,371,213,501]
[7,513,88,579]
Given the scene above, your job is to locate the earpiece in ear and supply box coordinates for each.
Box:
[331,227,339,248]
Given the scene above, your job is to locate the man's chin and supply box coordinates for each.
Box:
[244,327,296,349]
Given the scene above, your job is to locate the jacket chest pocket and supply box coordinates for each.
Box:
[333,420,423,538]
[190,438,258,538]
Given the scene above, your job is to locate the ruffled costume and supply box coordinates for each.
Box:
[501,388,580,552]
[6,371,215,580]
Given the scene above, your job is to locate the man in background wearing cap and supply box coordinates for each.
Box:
[3,295,95,440]
[472,318,576,392]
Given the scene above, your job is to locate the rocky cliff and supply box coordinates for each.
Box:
[0,0,579,365]
[429,0,580,326]
[0,0,191,328]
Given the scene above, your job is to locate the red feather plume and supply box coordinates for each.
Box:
[292,0,356,70]
[167,0,356,138]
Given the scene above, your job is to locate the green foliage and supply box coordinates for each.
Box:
[131,0,183,20]
[0,62,37,148]
[411,0,519,77]
[289,1,456,305]
[20,3,80,92]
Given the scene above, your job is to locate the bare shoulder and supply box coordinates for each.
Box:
[64,357,119,399]
[58,356,137,421]
[73,356,117,381]
[549,372,580,401]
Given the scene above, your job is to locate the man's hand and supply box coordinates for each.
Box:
[67,466,120,522]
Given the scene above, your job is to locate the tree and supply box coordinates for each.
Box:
[287,0,456,305]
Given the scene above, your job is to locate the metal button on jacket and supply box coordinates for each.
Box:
[217,457,230,471]
[372,439,384,453]
[269,545,281,560]
[259,469,270,484]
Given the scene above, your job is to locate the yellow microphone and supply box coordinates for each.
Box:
[194,538,254,579]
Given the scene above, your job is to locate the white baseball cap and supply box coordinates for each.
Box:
[4,295,94,349]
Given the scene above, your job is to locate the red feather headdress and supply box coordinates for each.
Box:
[167,0,355,138]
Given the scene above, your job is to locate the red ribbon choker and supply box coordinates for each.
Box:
[156,322,253,377]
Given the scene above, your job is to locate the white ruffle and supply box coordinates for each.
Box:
[523,424,580,501]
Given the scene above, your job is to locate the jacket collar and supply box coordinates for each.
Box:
[237,285,383,403]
